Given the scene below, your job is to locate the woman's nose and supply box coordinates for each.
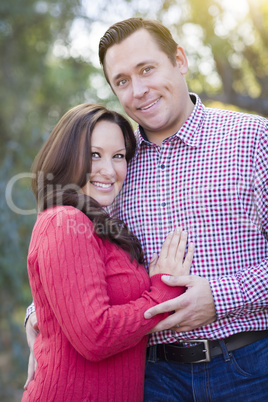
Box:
[99,159,115,177]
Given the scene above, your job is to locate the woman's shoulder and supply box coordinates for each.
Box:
[34,206,94,235]
[39,205,91,222]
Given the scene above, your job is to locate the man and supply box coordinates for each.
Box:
[26,18,268,400]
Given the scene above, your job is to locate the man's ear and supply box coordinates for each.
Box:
[175,46,188,75]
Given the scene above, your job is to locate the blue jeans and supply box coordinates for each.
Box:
[144,336,268,402]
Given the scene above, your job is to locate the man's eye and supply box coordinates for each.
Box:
[143,67,152,73]
[118,79,127,86]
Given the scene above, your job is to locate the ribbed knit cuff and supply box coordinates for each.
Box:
[150,274,186,302]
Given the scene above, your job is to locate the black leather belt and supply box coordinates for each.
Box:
[148,330,268,364]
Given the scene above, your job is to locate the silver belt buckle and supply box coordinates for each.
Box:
[184,339,211,363]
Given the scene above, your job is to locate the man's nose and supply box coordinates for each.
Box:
[132,77,149,98]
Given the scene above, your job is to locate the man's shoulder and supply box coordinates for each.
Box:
[205,105,266,122]
[204,106,267,134]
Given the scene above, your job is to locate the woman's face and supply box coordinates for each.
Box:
[82,120,128,207]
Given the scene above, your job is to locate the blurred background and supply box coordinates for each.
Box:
[0,0,267,399]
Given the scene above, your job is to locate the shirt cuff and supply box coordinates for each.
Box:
[24,301,35,327]
[210,276,244,320]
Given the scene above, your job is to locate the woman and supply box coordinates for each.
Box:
[22,103,194,401]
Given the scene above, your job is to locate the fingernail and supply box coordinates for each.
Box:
[162,275,170,281]
[144,312,152,319]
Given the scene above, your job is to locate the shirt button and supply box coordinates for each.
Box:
[161,164,165,169]
[162,202,166,207]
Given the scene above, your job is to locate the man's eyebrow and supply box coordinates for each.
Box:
[112,60,157,82]
[113,73,125,83]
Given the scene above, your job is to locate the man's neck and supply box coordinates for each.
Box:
[139,127,170,146]
[140,95,196,146]
[145,131,174,146]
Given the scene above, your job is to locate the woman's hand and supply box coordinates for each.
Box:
[148,227,194,278]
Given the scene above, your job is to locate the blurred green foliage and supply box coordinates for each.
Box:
[0,0,101,398]
[157,0,268,114]
[0,0,267,399]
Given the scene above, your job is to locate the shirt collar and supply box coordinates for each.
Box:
[136,93,205,148]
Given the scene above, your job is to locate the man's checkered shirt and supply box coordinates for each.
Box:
[109,93,268,345]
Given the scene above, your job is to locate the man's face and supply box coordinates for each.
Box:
[104,29,194,144]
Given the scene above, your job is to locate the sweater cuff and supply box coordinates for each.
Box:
[150,274,186,302]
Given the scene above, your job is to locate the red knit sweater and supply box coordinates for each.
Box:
[22,206,183,401]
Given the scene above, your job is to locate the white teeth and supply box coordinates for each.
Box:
[92,182,112,188]
[140,98,160,110]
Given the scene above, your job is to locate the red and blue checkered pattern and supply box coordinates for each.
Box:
[109,93,268,344]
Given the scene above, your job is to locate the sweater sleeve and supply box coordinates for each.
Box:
[37,208,183,362]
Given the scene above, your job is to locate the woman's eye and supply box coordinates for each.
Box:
[114,153,125,159]
[91,152,100,158]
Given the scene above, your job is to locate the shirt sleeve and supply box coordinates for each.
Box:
[36,208,183,362]
[24,301,35,327]
[210,123,268,320]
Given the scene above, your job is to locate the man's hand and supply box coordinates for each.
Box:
[144,275,216,332]
[24,312,39,390]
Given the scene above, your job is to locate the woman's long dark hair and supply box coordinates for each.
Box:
[32,103,143,264]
